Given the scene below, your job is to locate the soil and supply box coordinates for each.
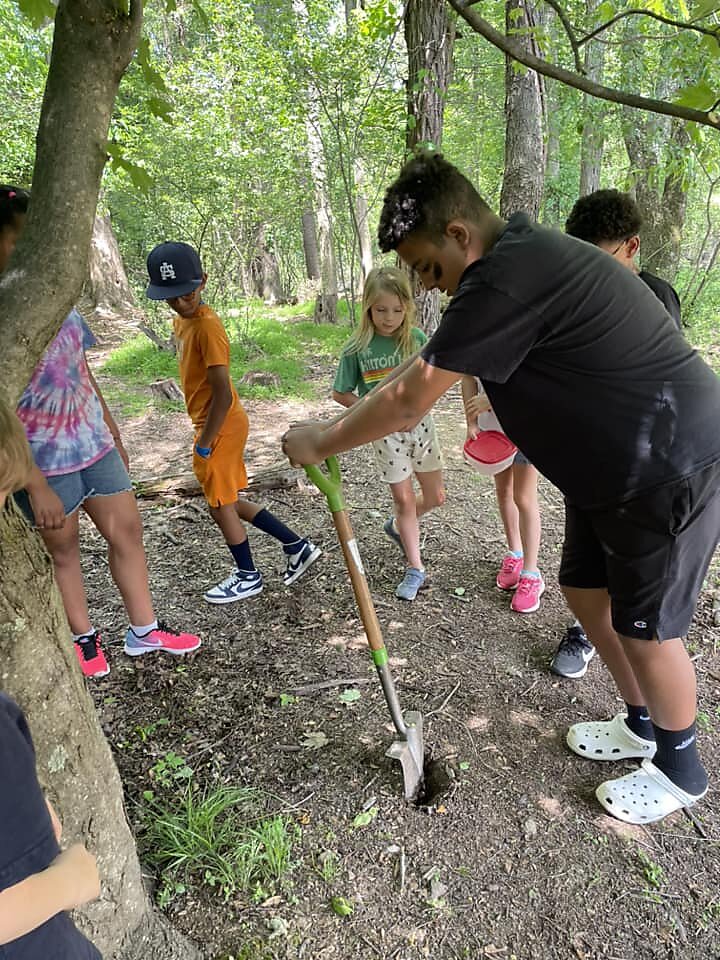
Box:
[84,355,720,960]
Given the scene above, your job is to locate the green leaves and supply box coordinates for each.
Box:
[338,688,361,705]
[106,142,154,193]
[330,895,354,917]
[674,80,718,110]
[16,0,54,28]
[692,0,720,17]
[351,806,378,829]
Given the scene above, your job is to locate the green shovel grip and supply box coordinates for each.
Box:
[304,456,345,513]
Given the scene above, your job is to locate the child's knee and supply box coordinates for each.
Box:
[425,485,446,509]
[391,487,415,513]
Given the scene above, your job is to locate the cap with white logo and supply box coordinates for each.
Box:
[146,241,204,300]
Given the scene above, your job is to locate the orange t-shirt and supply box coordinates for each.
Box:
[173,304,242,430]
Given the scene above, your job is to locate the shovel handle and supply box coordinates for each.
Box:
[304,457,344,513]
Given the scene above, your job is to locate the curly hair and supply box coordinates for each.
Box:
[565,189,642,245]
[378,151,491,252]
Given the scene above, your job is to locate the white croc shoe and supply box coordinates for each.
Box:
[567,713,656,762]
[596,759,707,824]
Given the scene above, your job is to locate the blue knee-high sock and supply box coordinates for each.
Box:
[251,508,304,554]
[228,539,256,572]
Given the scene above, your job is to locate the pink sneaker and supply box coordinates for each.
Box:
[124,622,202,657]
[496,554,523,590]
[511,574,545,613]
[74,631,110,679]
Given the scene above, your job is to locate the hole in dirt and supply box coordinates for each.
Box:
[415,758,453,808]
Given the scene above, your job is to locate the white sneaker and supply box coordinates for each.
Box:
[283,541,322,586]
[204,570,263,604]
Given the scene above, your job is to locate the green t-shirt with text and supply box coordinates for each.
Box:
[333,327,427,398]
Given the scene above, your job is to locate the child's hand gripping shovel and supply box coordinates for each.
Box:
[305,457,425,801]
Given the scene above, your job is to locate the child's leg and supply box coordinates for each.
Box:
[82,492,154,625]
[413,469,445,519]
[38,512,92,634]
[511,462,541,571]
[389,478,422,570]
[493,467,521,554]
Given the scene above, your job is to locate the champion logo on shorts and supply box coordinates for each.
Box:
[160,261,176,280]
[675,736,695,751]
[634,619,648,629]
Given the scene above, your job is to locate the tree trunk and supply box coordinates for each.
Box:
[578,0,606,197]
[404,0,455,335]
[623,116,690,282]
[249,222,283,303]
[81,214,142,329]
[0,506,201,960]
[293,0,339,323]
[499,0,545,220]
[301,207,321,280]
[0,2,198,956]
[353,158,373,286]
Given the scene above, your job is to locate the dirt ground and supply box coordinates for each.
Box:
[84,357,720,960]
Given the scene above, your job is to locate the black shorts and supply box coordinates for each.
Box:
[559,461,720,641]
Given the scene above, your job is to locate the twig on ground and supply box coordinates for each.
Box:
[399,844,406,896]
[426,680,461,717]
[264,677,372,699]
[683,805,708,838]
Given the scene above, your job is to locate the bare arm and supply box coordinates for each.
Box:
[0,845,100,944]
[24,462,65,529]
[196,365,233,449]
[331,390,359,409]
[284,357,459,465]
[86,364,128,469]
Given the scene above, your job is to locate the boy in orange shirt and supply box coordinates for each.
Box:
[146,242,320,603]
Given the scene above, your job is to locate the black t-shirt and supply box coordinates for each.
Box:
[422,214,720,508]
[639,270,682,330]
[0,693,101,960]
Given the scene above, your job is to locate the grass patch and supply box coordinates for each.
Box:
[141,783,299,906]
[102,300,351,402]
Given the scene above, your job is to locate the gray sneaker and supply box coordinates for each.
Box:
[383,516,405,553]
[550,624,595,678]
[396,567,426,601]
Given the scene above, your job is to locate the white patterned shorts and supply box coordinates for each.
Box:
[371,414,444,485]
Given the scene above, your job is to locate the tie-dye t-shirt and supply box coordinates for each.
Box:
[16,309,114,477]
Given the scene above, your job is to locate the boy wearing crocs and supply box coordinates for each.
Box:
[282,153,720,825]
[146,243,320,603]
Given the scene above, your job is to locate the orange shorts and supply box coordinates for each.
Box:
[192,405,249,507]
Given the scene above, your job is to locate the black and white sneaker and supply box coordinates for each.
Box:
[550,624,596,678]
[283,541,321,586]
[204,569,263,604]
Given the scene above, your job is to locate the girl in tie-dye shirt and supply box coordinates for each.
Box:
[1,185,200,678]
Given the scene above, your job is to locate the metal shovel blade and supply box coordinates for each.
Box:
[385,710,425,801]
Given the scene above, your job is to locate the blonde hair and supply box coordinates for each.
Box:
[346,266,417,358]
[0,400,32,494]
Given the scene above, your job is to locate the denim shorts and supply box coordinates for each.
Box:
[15,447,132,524]
[514,450,531,466]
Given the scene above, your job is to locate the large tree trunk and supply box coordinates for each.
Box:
[577,0,606,197]
[301,207,321,280]
[623,116,690,282]
[293,0,339,323]
[249,222,283,303]
[499,0,545,220]
[353,158,373,287]
[0,508,201,960]
[404,0,455,334]
[82,214,142,329]
[0,2,198,956]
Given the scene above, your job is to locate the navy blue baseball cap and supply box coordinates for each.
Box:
[146,241,204,300]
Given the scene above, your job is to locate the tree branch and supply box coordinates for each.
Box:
[541,0,584,73]
[578,7,720,46]
[447,0,720,132]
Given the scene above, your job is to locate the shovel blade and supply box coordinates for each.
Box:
[385,710,425,801]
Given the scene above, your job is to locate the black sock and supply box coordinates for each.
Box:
[251,508,305,554]
[624,703,655,741]
[652,721,708,796]
[228,539,256,573]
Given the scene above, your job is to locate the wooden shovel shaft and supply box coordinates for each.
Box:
[332,510,386,653]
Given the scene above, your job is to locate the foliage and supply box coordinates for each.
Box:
[141,781,299,904]
[101,300,350,402]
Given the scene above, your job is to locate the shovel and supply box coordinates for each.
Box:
[305,457,425,801]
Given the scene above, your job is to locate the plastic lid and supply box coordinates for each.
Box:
[463,431,518,476]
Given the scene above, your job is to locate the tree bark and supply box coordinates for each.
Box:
[404,0,455,334]
[82,214,142,329]
[301,207,321,280]
[353,159,373,286]
[578,0,606,197]
[0,0,142,404]
[499,0,545,220]
[0,506,201,960]
[249,222,283,303]
[0,2,199,956]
